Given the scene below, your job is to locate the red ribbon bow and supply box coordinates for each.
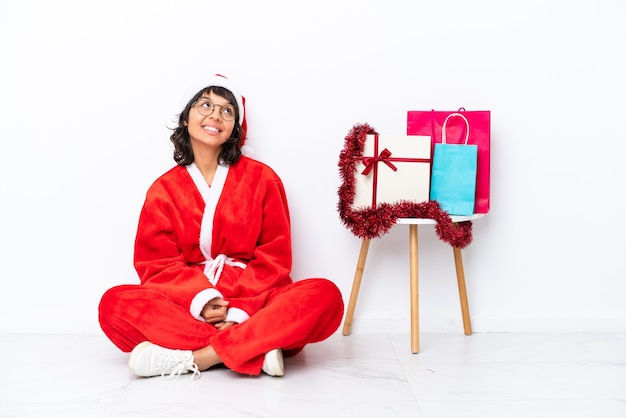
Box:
[361,148,398,175]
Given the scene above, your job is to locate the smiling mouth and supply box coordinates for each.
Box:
[203,126,221,133]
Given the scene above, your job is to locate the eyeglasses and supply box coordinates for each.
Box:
[194,99,236,121]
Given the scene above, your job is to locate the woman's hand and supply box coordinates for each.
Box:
[214,321,235,331]
[201,297,229,324]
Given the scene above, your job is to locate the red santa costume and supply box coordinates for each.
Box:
[98,76,344,377]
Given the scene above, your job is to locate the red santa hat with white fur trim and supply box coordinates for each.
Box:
[188,74,252,156]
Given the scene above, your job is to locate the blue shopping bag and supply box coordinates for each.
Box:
[430,113,478,215]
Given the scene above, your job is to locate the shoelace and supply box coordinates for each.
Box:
[157,351,201,381]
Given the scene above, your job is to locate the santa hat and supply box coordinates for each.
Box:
[201,74,245,126]
[187,74,250,153]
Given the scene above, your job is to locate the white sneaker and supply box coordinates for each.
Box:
[262,348,284,377]
[128,341,200,380]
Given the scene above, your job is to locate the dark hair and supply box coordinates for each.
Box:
[169,86,245,166]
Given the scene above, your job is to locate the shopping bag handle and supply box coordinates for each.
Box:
[442,112,470,145]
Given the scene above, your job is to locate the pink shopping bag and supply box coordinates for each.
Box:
[407,108,490,214]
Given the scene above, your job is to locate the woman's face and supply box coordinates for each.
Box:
[185,91,236,151]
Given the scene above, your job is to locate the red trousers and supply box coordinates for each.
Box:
[98,278,344,375]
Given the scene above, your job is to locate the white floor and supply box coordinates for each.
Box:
[1,332,625,418]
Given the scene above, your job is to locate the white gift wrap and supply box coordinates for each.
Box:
[352,134,432,209]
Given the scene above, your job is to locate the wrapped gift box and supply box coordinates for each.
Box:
[352,134,431,209]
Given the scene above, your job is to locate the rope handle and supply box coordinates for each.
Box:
[442,112,470,145]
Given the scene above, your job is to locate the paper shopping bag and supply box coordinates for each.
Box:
[407,108,490,213]
[430,113,478,216]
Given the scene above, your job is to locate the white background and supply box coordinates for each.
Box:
[1,0,624,334]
